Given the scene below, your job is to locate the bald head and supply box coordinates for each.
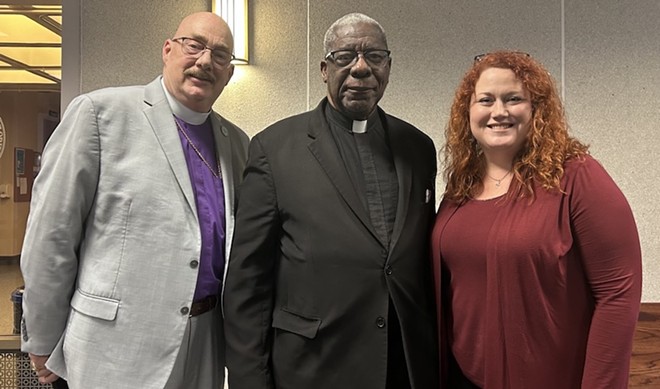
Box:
[173,12,234,52]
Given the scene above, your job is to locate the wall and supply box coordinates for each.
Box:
[0,92,60,256]
[62,0,660,300]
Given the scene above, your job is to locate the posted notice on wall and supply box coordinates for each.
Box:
[18,177,28,195]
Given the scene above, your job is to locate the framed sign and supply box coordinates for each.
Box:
[14,147,35,203]
[15,148,25,175]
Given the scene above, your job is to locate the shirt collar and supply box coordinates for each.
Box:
[160,76,210,125]
[325,103,378,134]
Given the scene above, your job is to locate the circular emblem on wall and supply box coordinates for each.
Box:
[0,116,5,160]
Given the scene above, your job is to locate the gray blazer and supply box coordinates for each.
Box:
[20,77,248,389]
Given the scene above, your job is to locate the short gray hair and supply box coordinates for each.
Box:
[323,13,388,54]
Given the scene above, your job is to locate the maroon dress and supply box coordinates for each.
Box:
[431,155,642,389]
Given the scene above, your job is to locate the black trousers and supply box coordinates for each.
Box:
[386,304,411,389]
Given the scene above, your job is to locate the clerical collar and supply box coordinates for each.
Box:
[352,120,367,134]
[325,103,378,134]
[160,76,210,125]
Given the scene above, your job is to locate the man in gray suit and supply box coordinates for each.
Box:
[20,12,248,389]
[224,13,438,389]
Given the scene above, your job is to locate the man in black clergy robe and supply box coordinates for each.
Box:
[224,12,439,389]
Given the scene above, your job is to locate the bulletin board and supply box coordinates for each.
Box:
[14,147,40,203]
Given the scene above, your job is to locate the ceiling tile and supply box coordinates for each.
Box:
[0,47,60,67]
[0,14,61,44]
[0,69,57,83]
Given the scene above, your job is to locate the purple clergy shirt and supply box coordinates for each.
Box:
[175,117,226,302]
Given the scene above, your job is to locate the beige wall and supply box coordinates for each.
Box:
[0,92,59,256]
[62,0,660,300]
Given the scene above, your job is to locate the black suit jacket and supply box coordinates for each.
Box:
[224,99,439,389]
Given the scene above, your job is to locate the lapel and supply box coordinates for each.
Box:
[435,200,461,239]
[142,78,197,220]
[210,112,238,262]
[306,100,379,243]
[384,111,414,251]
[210,112,234,210]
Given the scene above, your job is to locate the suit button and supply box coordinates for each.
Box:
[180,307,190,315]
[190,260,199,268]
[385,266,393,275]
[381,249,388,257]
[376,316,386,328]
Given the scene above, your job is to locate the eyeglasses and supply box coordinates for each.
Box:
[325,49,391,68]
[473,52,531,63]
[172,37,235,67]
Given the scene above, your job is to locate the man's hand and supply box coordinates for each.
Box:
[29,353,60,384]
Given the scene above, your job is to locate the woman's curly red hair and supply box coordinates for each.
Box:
[443,51,589,202]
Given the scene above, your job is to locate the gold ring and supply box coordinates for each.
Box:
[30,361,42,372]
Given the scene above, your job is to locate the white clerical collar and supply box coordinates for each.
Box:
[352,120,368,134]
[160,76,210,125]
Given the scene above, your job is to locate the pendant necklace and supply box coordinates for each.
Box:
[487,170,512,187]
[175,120,221,178]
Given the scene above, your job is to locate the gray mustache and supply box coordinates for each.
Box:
[185,70,215,83]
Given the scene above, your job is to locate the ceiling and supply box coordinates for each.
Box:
[0,1,61,92]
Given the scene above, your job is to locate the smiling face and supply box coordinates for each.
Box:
[320,22,390,120]
[469,67,533,158]
[162,12,234,113]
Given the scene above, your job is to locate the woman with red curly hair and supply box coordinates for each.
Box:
[431,51,641,388]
